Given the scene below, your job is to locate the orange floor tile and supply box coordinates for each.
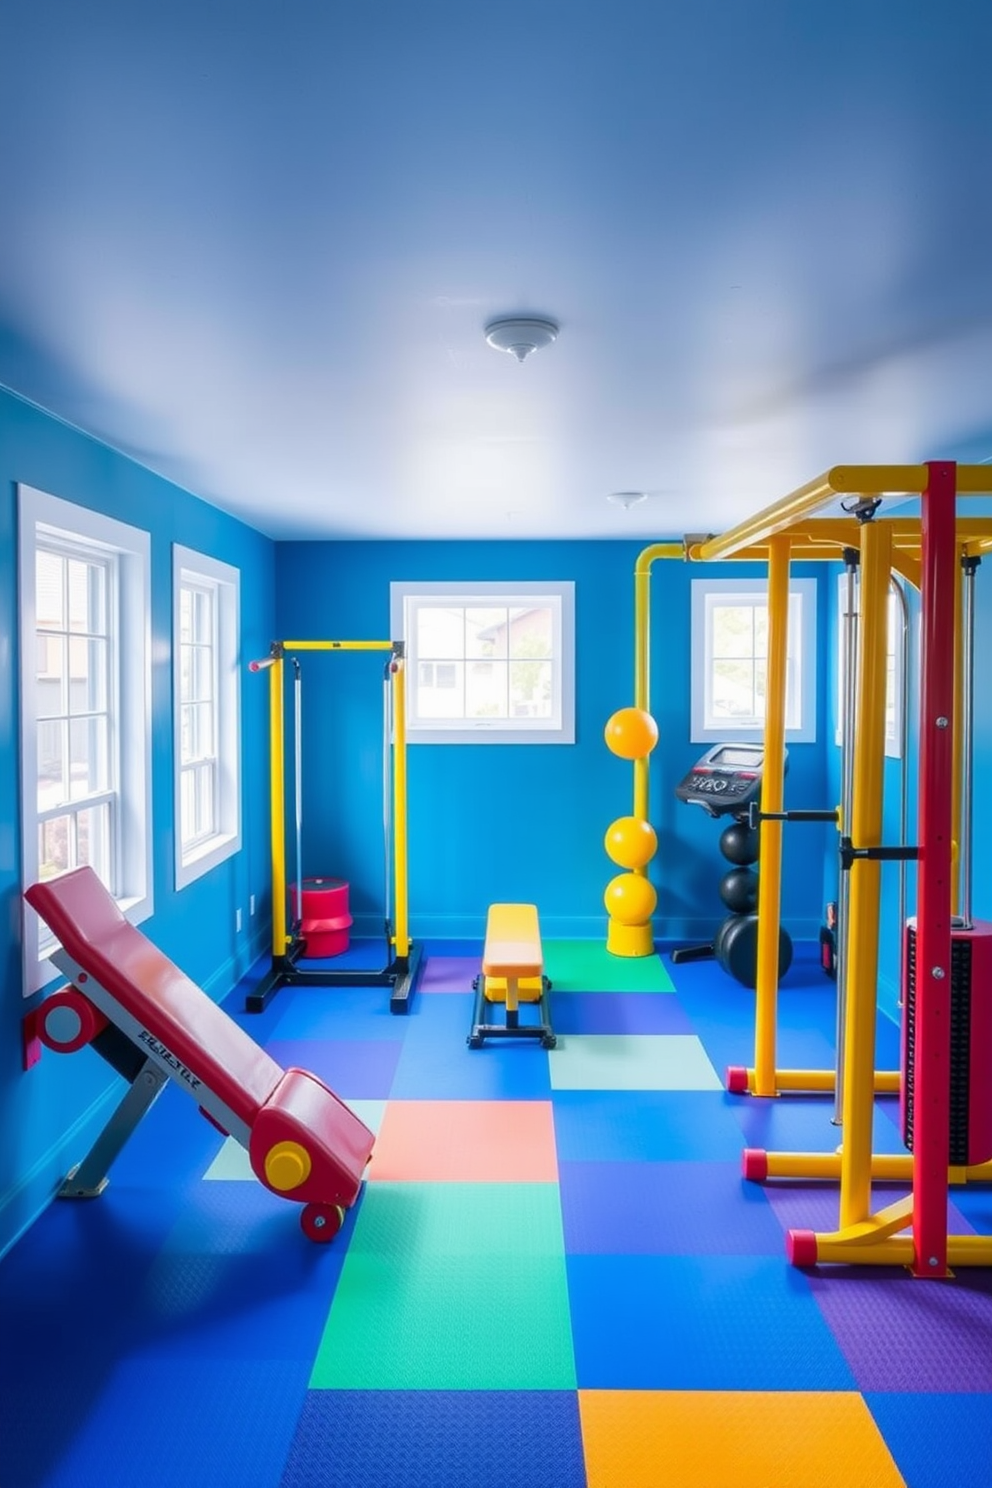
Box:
[578,1389,907,1488]
[366,1098,558,1181]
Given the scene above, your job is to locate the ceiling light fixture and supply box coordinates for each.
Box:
[607,491,648,510]
[485,316,559,363]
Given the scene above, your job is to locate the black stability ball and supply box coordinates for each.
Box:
[714,913,793,988]
[719,820,760,866]
[719,867,759,914]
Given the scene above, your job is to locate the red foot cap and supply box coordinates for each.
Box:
[726,1066,750,1094]
[787,1228,818,1268]
[742,1148,768,1182]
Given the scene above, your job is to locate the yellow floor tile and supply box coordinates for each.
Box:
[579,1389,906,1488]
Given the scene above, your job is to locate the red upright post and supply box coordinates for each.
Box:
[911,461,957,1277]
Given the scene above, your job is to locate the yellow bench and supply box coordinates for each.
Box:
[467,903,556,1049]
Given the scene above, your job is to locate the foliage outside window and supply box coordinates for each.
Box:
[690,578,817,743]
[390,581,575,743]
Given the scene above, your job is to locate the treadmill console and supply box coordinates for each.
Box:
[674,742,784,818]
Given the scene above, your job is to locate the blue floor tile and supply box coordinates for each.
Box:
[552,1090,748,1161]
[567,1252,857,1390]
[866,1392,992,1488]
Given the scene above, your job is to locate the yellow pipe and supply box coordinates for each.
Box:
[738,1067,900,1095]
[752,535,790,1096]
[698,465,992,563]
[282,639,394,651]
[762,1151,913,1181]
[633,543,682,821]
[838,520,892,1228]
[392,657,411,957]
[269,657,288,957]
[810,1232,992,1268]
[697,472,839,560]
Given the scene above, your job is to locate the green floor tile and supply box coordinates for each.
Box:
[544,939,673,993]
[310,1182,576,1389]
[350,1181,567,1259]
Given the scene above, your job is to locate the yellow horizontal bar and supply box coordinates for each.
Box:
[281,640,395,652]
[809,1231,992,1268]
[698,464,992,561]
[760,1151,913,1181]
[828,463,992,495]
[737,1067,899,1095]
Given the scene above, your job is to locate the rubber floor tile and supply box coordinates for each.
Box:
[544,940,674,992]
[417,955,480,992]
[558,1159,786,1255]
[552,1090,749,1162]
[367,1099,557,1181]
[550,990,694,1035]
[567,1253,856,1390]
[311,1250,576,1389]
[0,1358,311,1488]
[807,1265,992,1392]
[579,1389,905,1488]
[344,1181,567,1261]
[281,1390,587,1488]
[866,1391,992,1487]
[267,985,409,1041]
[548,1033,722,1090]
[264,1036,402,1099]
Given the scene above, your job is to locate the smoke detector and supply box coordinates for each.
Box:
[485,317,559,363]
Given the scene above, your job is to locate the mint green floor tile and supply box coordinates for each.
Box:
[349,1181,567,1259]
[544,939,673,993]
[202,1100,385,1180]
[311,1249,575,1389]
[548,1033,723,1090]
[310,1181,576,1389]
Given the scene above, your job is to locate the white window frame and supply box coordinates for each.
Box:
[173,546,241,888]
[835,572,906,759]
[390,580,575,744]
[690,577,817,744]
[18,485,152,995]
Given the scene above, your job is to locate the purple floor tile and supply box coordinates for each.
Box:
[265,1037,402,1099]
[809,1264,992,1391]
[418,956,479,992]
[550,991,693,1034]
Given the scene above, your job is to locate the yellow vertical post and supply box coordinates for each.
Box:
[752,534,791,1096]
[269,655,288,957]
[392,656,411,957]
[838,519,892,1228]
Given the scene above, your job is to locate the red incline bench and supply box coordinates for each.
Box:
[25,866,374,1242]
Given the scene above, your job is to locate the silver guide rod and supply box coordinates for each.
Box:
[833,558,859,1126]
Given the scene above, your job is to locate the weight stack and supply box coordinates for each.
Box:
[901,917,992,1165]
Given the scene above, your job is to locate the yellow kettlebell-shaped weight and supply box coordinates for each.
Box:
[264,1140,313,1192]
[604,815,658,870]
[603,707,659,761]
[604,871,658,925]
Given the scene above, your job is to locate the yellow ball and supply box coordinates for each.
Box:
[604,815,658,870]
[604,707,659,760]
[604,871,658,926]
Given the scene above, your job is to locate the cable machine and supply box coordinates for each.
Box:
[245,638,422,1015]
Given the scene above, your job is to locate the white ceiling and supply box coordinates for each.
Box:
[3,2,992,541]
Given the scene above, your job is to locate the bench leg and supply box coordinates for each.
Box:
[60,1059,169,1198]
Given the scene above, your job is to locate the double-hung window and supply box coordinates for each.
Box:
[19,486,152,993]
[173,547,241,888]
[690,577,817,743]
[390,580,575,743]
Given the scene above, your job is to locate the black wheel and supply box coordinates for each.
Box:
[467,1034,483,1049]
[542,1034,557,1049]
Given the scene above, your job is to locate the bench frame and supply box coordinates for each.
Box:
[467,903,556,1050]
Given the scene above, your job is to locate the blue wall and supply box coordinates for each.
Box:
[275,542,830,945]
[0,388,275,1256]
